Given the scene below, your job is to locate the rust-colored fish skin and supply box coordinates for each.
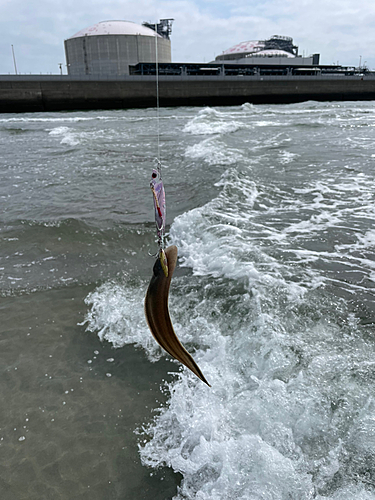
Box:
[145,245,211,387]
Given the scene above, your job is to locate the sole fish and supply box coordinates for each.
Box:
[144,245,211,387]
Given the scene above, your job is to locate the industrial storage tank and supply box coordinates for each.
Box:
[64,20,172,76]
[215,35,319,66]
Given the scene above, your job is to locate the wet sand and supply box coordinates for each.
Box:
[0,285,181,499]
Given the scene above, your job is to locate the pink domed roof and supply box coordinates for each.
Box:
[222,40,296,58]
[222,40,263,55]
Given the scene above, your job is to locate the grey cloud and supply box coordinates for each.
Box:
[0,0,374,74]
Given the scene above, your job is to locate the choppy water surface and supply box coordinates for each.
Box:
[1,101,375,499]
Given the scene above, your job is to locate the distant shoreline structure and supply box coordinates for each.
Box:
[2,20,373,113]
[1,72,374,114]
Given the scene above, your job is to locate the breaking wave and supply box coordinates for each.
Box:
[82,102,375,499]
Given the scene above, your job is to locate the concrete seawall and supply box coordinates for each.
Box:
[1,75,375,113]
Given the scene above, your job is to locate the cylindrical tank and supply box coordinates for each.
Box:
[64,20,171,76]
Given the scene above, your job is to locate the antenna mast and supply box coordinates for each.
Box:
[11,45,18,75]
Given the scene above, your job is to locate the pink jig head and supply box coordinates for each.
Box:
[150,168,166,243]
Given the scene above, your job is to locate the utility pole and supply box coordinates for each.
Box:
[11,45,18,75]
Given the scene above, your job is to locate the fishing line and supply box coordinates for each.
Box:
[155,22,161,168]
[149,20,167,271]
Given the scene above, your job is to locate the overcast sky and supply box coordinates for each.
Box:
[0,0,374,74]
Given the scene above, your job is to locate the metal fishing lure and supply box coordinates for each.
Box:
[150,164,168,277]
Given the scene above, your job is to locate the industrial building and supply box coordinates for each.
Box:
[1,20,374,114]
[64,19,173,76]
[214,35,320,66]
[64,20,322,77]
[129,34,327,77]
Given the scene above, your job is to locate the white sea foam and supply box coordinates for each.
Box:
[184,138,243,166]
[183,107,246,135]
[81,280,161,360]
[240,102,255,112]
[338,228,375,252]
[48,126,123,146]
[254,120,282,127]
[0,115,118,123]
[49,126,80,146]
[49,126,70,136]
[134,169,375,499]
[279,150,299,164]
[84,170,371,497]
[81,103,375,499]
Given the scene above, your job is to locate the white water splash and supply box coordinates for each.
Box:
[81,103,375,499]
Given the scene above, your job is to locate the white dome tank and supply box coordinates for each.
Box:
[65,20,171,76]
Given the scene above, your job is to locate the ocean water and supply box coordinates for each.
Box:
[1,101,375,499]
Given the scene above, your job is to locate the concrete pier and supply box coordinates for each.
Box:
[1,74,375,113]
